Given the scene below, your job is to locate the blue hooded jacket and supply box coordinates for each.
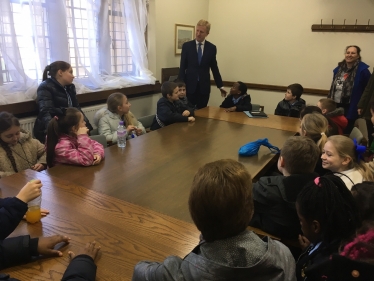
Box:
[331,61,371,120]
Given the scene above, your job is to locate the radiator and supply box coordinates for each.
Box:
[18,103,106,136]
[19,117,37,134]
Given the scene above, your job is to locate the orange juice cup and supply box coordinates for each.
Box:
[25,205,41,223]
[26,188,42,224]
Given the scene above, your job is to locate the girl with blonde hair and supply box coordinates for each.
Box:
[300,112,329,175]
[321,135,374,189]
[300,113,329,151]
[95,93,146,143]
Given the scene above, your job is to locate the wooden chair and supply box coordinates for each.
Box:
[349,127,364,144]
[138,114,155,132]
[90,134,107,148]
[355,118,369,142]
[90,128,99,135]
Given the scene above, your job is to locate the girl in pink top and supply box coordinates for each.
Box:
[46,108,104,167]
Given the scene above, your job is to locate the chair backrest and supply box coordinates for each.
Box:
[252,104,264,112]
[138,114,155,130]
[355,118,369,141]
[90,128,99,136]
[90,135,107,148]
[93,107,107,127]
[349,127,364,144]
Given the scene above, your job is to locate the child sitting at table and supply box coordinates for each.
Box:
[0,179,67,268]
[300,112,329,176]
[132,159,296,281]
[0,178,101,279]
[321,135,374,190]
[275,83,305,117]
[175,80,194,114]
[63,241,101,281]
[250,137,320,242]
[0,112,46,178]
[46,108,104,167]
[300,224,374,280]
[150,82,195,130]
[95,92,146,143]
[296,175,360,281]
[300,106,339,136]
[317,98,348,135]
[220,81,252,112]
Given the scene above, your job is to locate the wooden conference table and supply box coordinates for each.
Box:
[195,106,300,132]
[1,107,297,280]
[2,170,199,281]
[44,114,296,223]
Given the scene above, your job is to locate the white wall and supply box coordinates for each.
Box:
[205,0,374,112]
[138,0,209,116]
[148,0,210,80]
[147,0,374,115]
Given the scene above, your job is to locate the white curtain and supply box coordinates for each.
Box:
[0,0,37,104]
[0,0,155,105]
[122,0,154,84]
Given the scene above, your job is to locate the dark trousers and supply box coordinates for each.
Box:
[187,82,210,109]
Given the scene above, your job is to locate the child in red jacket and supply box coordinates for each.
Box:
[318,98,348,135]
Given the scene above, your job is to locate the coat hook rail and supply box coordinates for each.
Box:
[312,19,374,33]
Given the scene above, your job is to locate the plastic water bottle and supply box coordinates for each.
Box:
[117,121,127,148]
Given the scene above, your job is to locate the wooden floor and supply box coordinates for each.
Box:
[0,108,297,280]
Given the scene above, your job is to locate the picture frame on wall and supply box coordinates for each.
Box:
[175,24,195,55]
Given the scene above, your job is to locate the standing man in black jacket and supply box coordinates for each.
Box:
[179,19,226,109]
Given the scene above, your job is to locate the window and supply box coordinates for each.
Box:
[12,1,50,80]
[0,52,10,85]
[66,0,90,77]
[108,0,133,75]
[0,0,153,104]
[0,0,50,83]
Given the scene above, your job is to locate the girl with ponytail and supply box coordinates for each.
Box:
[46,108,104,167]
[33,61,93,143]
[300,112,330,175]
[296,175,360,280]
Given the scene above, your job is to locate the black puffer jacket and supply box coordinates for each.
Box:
[150,97,189,130]
[249,173,318,240]
[33,78,93,143]
[274,98,306,118]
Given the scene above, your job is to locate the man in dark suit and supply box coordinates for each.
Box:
[179,19,227,109]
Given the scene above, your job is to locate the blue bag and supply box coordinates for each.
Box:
[238,138,280,156]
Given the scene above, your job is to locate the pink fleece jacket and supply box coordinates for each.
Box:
[54,134,105,166]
